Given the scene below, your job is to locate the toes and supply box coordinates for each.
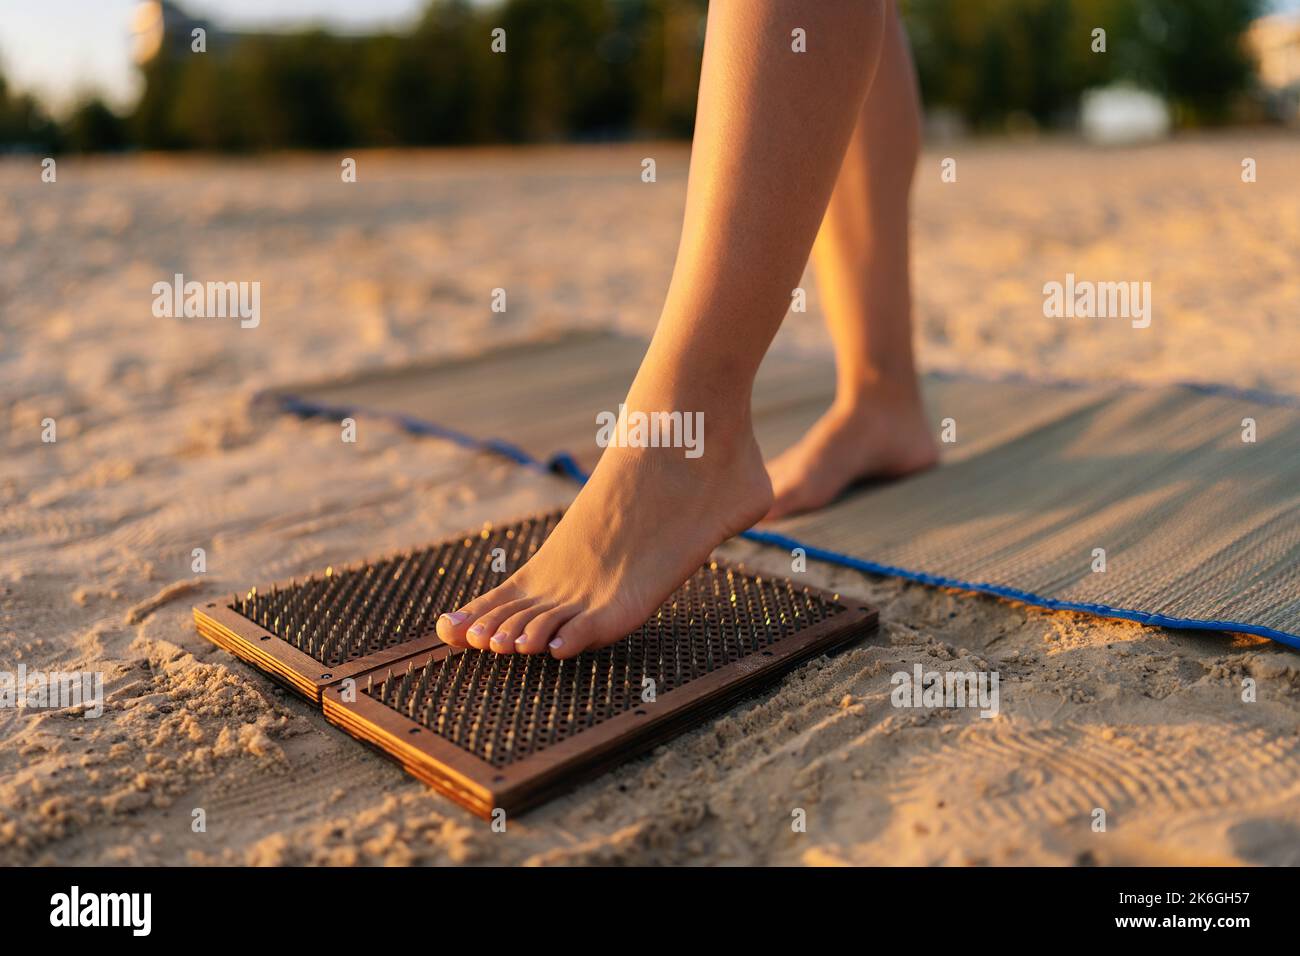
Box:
[436,582,519,647]
[462,597,536,650]
[513,605,579,655]
[487,602,555,654]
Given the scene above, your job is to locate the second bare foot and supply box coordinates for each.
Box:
[765,385,937,519]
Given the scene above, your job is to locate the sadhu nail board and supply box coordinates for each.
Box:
[193,510,877,818]
[193,513,561,703]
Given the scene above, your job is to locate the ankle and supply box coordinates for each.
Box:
[623,378,755,461]
[597,397,756,473]
[833,372,924,416]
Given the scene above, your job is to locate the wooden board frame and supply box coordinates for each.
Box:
[192,510,879,816]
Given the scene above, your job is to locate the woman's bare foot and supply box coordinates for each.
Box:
[436,391,773,658]
[765,383,938,519]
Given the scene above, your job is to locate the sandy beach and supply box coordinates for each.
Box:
[2,135,1299,865]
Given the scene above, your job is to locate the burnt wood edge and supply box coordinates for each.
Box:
[189,505,881,817]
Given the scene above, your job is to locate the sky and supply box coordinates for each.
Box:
[2,0,1299,115]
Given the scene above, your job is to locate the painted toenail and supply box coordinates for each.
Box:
[468,622,486,636]
[441,611,468,626]
[548,638,564,650]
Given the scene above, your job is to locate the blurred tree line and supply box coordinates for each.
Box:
[0,73,59,150]
[0,0,1268,153]
[130,0,706,150]
[907,0,1266,128]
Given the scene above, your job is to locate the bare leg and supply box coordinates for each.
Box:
[766,2,937,519]
[437,0,888,657]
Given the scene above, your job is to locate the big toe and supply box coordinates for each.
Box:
[435,610,471,647]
